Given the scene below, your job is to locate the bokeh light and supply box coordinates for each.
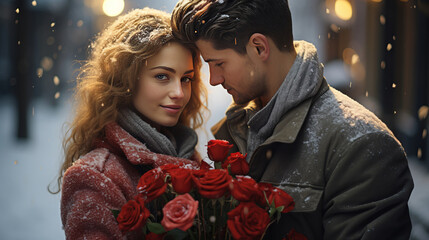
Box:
[102,0,124,17]
[335,0,353,21]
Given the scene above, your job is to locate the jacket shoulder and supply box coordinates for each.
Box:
[309,87,396,143]
[73,148,111,172]
[61,148,130,239]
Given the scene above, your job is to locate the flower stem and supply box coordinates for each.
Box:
[197,207,201,239]
[212,200,216,240]
[188,229,196,240]
[201,198,207,240]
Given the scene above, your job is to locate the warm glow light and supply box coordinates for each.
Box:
[102,0,124,17]
[342,48,356,65]
[371,0,382,2]
[335,0,352,21]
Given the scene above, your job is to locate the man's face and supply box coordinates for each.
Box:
[196,40,266,105]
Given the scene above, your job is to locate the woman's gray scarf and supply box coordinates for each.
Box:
[117,108,197,159]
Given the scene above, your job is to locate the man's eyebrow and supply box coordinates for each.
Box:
[204,58,218,63]
[150,66,194,74]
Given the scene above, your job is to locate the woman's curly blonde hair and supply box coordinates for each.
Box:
[53,8,207,193]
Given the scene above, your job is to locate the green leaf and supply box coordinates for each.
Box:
[269,206,276,218]
[214,162,222,170]
[211,199,217,207]
[147,222,166,234]
[164,228,188,240]
[276,211,282,223]
[227,164,233,176]
[263,191,270,206]
[218,196,225,208]
[111,209,120,219]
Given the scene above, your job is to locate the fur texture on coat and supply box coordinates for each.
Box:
[61,122,199,239]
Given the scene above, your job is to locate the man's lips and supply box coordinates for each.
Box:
[223,84,233,94]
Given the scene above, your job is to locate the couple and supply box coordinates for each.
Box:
[59,1,414,239]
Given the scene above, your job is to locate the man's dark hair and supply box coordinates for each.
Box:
[172,0,294,54]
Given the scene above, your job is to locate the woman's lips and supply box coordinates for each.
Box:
[161,105,182,114]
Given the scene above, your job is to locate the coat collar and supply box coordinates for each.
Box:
[262,80,329,146]
[100,122,154,165]
[212,79,329,150]
[264,97,313,145]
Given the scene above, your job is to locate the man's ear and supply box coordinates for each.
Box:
[247,33,270,61]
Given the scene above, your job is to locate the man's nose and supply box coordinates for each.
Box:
[209,68,224,86]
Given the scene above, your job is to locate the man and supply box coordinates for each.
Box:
[172,0,414,239]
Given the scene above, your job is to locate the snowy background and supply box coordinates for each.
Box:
[1,0,427,239]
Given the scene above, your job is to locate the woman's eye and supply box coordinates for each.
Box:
[181,76,193,83]
[215,62,224,67]
[155,74,168,80]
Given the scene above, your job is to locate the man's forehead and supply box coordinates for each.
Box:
[196,40,232,62]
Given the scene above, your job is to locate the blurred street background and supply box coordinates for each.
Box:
[0,0,428,239]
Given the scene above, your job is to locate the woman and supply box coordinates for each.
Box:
[59,8,207,239]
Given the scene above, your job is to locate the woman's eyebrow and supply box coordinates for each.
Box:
[150,66,194,74]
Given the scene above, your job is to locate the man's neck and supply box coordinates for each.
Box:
[260,46,297,106]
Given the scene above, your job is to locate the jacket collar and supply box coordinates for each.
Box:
[99,122,154,165]
[262,79,329,146]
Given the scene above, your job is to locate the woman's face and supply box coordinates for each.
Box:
[133,42,194,128]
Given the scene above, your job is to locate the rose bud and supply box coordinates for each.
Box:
[207,140,233,162]
[227,202,270,240]
[221,152,249,175]
[117,195,150,232]
[268,187,295,213]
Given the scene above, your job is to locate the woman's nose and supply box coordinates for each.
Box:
[169,80,185,99]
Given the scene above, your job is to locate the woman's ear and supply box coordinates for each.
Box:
[247,33,270,61]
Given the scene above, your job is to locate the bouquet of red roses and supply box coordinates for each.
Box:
[113,140,306,240]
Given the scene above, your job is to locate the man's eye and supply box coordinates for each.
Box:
[215,62,224,67]
[155,74,168,80]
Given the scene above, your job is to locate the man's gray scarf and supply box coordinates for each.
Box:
[245,41,324,160]
[117,108,197,159]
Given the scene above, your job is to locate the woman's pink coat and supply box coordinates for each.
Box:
[61,123,199,239]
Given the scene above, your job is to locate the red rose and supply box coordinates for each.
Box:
[137,168,167,202]
[229,176,261,202]
[168,168,193,194]
[161,193,199,231]
[222,152,249,175]
[117,195,150,232]
[193,169,232,199]
[192,169,208,178]
[207,140,233,162]
[200,160,212,170]
[256,182,274,206]
[160,163,181,174]
[283,229,307,240]
[268,187,295,213]
[227,202,271,240]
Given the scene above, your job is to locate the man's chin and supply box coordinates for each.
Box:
[232,95,252,105]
